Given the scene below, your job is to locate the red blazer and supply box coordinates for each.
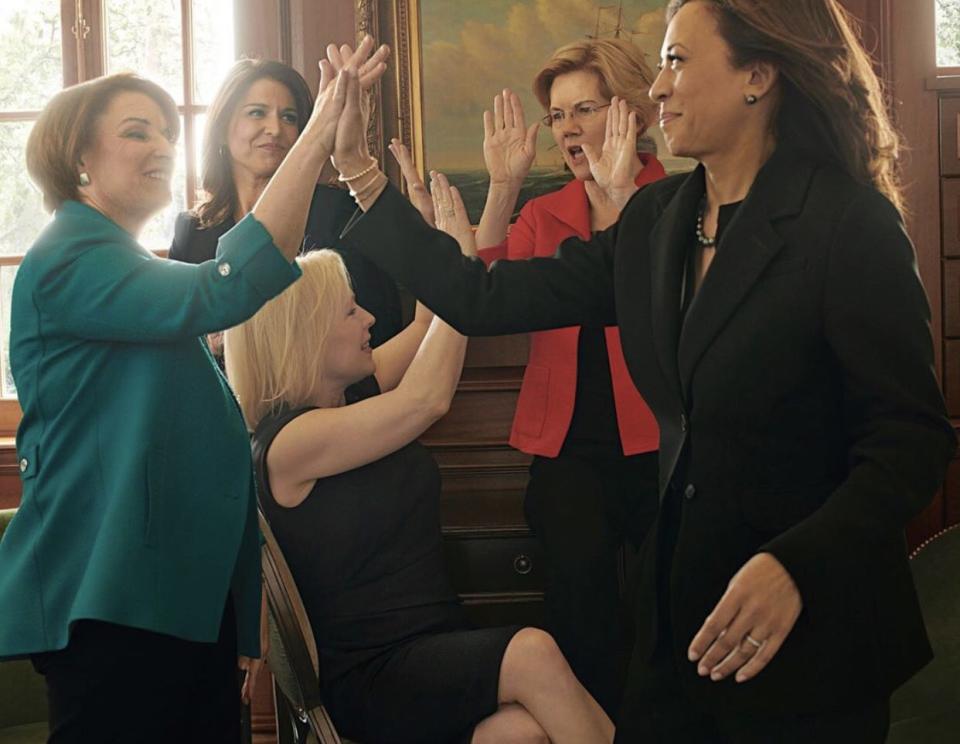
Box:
[478,154,665,457]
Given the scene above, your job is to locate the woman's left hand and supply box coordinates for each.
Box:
[430,171,476,257]
[582,97,641,210]
[388,139,434,226]
[688,552,802,684]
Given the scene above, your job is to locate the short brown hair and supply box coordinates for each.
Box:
[533,38,657,133]
[26,73,179,212]
[194,59,314,229]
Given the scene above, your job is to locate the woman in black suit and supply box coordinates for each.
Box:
[169,58,402,353]
[326,1,956,741]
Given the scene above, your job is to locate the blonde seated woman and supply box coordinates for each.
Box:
[224,172,613,744]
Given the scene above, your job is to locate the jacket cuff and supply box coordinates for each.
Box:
[214,214,302,299]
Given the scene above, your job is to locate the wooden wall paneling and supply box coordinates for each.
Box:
[940,96,960,177]
[944,340,960,417]
[945,458,960,526]
[288,0,357,90]
[942,177,960,257]
[890,0,942,379]
[234,0,286,62]
[945,259,960,336]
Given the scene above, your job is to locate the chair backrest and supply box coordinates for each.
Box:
[888,524,960,743]
[259,511,343,744]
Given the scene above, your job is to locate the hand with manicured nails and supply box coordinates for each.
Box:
[688,552,803,684]
[582,96,642,210]
[482,89,539,187]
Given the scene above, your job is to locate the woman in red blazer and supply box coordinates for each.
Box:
[476,38,665,716]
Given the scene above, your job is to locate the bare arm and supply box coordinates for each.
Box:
[267,315,466,507]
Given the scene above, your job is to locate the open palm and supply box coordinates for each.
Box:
[483,89,539,186]
[584,97,640,197]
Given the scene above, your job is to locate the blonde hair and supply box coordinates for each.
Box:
[666,0,903,214]
[224,250,352,430]
[533,38,657,133]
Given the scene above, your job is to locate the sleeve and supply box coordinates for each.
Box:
[762,191,957,607]
[307,185,404,343]
[38,213,302,343]
[477,201,537,267]
[339,184,618,336]
[168,211,196,263]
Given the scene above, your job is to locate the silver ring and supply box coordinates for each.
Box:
[744,634,763,649]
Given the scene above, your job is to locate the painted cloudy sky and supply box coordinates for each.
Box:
[419,0,671,171]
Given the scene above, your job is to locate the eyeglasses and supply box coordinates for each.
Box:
[541,103,612,128]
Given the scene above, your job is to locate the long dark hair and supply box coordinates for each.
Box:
[194,59,313,228]
[667,0,903,214]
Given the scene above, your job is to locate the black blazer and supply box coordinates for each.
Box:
[170,184,403,347]
[341,147,957,716]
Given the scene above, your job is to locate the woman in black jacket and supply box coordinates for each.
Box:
[325,2,957,741]
[169,58,402,354]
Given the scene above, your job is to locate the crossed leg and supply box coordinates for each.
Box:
[472,627,615,744]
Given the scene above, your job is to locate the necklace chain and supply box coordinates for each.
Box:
[696,198,716,248]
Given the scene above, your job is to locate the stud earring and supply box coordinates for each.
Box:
[745,94,758,105]
[79,172,91,186]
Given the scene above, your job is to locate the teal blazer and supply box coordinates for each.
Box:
[0,201,300,659]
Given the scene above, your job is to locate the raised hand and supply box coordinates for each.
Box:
[307,61,350,155]
[323,36,391,92]
[430,171,476,257]
[329,41,374,173]
[482,89,539,187]
[582,96,642,209]
[388,138,435,226]
[687,552,803,684]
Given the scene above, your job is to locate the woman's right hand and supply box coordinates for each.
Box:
[388,139,435,226]
[306,35,382,153]
[430,171,476,257]
[482,89,539,187]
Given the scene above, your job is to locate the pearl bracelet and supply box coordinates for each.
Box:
[337,158,379,183]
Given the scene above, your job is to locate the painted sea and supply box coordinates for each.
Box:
[444,155,696,224]
[443,167,574,224]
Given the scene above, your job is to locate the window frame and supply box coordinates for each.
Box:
[0,0,226,433]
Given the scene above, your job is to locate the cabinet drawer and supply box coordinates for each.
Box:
[943,180,960,257]
[443,532,544,594]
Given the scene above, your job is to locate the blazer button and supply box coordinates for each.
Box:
[18,458,28,473]
[683,483,696,501]
[217,262,232,277]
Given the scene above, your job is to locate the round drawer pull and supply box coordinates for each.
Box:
[513,554,533,575]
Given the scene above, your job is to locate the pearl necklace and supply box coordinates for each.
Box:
[695,198,716,248]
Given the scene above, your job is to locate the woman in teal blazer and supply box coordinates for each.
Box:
[0,42,377,743]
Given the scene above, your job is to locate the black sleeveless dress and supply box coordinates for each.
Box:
[253,378,520,744]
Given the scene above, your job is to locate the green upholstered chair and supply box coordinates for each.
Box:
[888,524,960,743]
[0,509,48,744]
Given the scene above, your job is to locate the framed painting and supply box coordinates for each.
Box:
[359,0,696,222]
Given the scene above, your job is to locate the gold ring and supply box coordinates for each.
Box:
[744,634,763,649]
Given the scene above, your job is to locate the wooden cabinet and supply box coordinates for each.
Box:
[941,97,960,177]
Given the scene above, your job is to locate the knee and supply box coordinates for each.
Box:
[472,708,549,744]
[503,628,569,681]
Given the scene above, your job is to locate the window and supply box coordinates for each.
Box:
[937,0,960,69]
[0,0,237,429]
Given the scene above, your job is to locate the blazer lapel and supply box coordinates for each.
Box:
[647,166,705,405]
[677,149,815,396]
